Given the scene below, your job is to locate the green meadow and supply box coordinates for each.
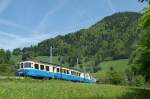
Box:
[98,59,129,72]
[0,79,150,99]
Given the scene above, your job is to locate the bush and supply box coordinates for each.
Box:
[135,75,145,87]
[108,71,125,85]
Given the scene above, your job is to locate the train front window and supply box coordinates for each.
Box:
[24,62,31,68]
[20,63,23,68]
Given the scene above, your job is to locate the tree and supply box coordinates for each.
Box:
[22,51,34,61]
[13,48,22,55]
[6,50,11,62]
[135,75,145,87]
[130,3,150,81]
[138,0,150,4]
[108,70,125,85]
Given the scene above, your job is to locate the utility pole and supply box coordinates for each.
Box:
[77,58,79,67]
[50,46,53,63]
[49,46,59,63]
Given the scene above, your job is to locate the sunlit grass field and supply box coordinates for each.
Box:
[0,79,150,99]
[99,59,129,72]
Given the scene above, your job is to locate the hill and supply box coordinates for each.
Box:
[92,59,129,78]
[13,12,142,72]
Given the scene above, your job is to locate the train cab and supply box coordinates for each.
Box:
[19,61,34,69]
[16,61,56,78]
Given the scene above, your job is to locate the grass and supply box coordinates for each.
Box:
[98,59,129,72]
[0,79,150,99]
[92,59,130,80]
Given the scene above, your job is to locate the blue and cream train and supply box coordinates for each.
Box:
[16,61,96,83]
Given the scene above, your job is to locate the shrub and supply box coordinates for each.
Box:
[108,71,125,85]
[135,75,145,87]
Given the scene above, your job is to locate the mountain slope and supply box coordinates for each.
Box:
[15,12,142,71]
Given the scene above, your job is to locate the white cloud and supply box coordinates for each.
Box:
[0,19,30,31]
[0,30,52,50]
[0,0,12,14]
[33,0,67,34]
[107,0,115,13]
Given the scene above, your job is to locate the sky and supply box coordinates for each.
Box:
[0,0,147,50]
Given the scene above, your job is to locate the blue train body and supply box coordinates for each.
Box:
[16,61,96,83]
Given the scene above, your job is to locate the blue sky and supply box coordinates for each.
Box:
[0,0,147,50]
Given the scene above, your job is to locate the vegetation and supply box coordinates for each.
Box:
[130,1,150,82]
[0,49,15,75]
[0,79,150,99]
[13,12,142,71]
[135,75,145,87]
[98,59,129,72]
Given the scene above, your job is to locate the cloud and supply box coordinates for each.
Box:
[0,30,52,50]
[107,0,115,13]
[0,0,12,14]
[33,0,67,34]
[0,19,30,31]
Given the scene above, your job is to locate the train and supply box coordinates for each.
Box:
[16,61,96,83]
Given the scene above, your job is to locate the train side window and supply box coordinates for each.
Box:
[79,73,81,76]
[40,65,44,70]
[75,72,77,76]
[46,66,49,71]
[67,70,69,74]
[57,68,60,72]
[60,68,62,73]
[63,69,65,73]
[65,69,67,74]
[34,64,39,69]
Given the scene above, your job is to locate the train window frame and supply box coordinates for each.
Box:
[40,65,44,70]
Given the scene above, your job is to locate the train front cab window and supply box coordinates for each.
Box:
[24,62,31,68]
[40,65,44,70]
[34,64,39,69]
[20,63,23,68]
